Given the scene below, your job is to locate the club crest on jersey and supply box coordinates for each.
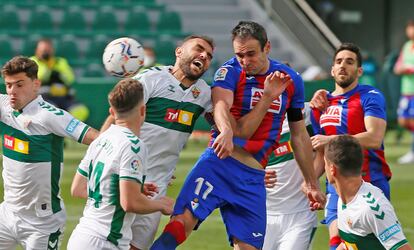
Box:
[165,109,194,126]
[214,67,228,81]
[320,106,342,127]
[250,87,282,113]
[3,135,29,154]
[191,86,200,99]
[344,242,359,250]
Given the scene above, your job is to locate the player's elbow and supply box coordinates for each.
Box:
[71,186,86,198]
[120,198,136,213]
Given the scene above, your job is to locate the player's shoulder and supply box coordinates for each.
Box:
[213,57,241,81]
[357,85,385,100]
[356,182,390,215]
[135,65,170,79]
[110,125,147,156]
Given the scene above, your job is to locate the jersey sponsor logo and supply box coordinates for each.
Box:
[164,109,194,126]
[320,106,342,127]
[4,135,29,154]
[65,118,80,134]
[344,242,359,250]
[214,67,228,81]
[250,87,282,114]
[191,86,200,99]
[379,223,401,242]
[274,141,292,156]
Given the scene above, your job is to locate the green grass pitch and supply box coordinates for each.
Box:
[0,130,413,249]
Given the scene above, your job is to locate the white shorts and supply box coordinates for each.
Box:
[130,187,167,249]
[263,210,317,250]
[0,203,64,250]
[67,229,119,250]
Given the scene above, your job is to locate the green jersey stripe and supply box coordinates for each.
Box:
[51,134,64,213]
[107,174,125,246]
[339,229,385,249]
[145,97,205,133]
[0,122,63,163]
[390,240,409,250]
[77,167,88,177]
[77,126,90,143]
[119,176,141,184]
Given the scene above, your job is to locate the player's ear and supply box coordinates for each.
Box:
[357,66,363,77]
[109,107,115,117]
[140,105,146,118]
[175,46,182,58]
[264,40,271,54]
[330,66,335,78]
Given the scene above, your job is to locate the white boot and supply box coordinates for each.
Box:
[397,151,414,164]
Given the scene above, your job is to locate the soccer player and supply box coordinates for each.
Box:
[310,43,392,250]
[151,21,325,250]
[263,103,318,250]
[67,78,174,250]
[0,56,98,249]
[101,35,215,250]
[394,20,414,164]
[324,135,412,250]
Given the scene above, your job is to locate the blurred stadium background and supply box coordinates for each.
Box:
[0,0,413,249]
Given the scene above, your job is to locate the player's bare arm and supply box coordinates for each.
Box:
[211,87,235,159]
[120,179,174,215]
[81,127,99,145]
[289,119,326,210]
[100,115,115,133]
[353,116,386,149]
[71,173,88,198]
[231,71,292,139]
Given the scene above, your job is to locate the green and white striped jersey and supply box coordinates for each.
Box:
[266,104,314,214]
[338,182,408,250]
[133,66,212,189]
[75,124,147,248]
[0,95,90,221]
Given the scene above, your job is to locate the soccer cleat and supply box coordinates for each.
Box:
[397,151,414,164]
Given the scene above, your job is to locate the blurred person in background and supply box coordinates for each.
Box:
[139,46,163,72]
[31,38,89,122]
[394,20,414,164]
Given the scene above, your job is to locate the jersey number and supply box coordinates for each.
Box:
[194,177,214,200]
[88,161,104,208]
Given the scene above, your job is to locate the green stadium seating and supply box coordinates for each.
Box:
[85,37,110,61]
[91,10,118,31]
[124,9,151,32]
[83,64,106,77]
[0,10,21,31]
[154,39,176,60]
[26,8,54,31]
[60,10,87,31]
[55,39,79,60]
[20,36,42,57]
[0,40,16,61]
[156,11,182,32]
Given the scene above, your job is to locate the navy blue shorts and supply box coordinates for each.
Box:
[322,178,390,226]
[173,148,266,249]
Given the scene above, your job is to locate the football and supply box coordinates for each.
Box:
[102,37,145,78]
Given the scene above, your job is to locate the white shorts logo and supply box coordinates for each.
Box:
[250,87,282,114]
[320,106,342,127]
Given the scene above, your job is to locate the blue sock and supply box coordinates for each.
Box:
[150,232,178,250]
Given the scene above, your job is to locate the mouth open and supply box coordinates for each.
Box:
[192,60,204,70]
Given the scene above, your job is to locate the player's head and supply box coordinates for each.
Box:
[1,56,41,110]
[108,78,145,124]
[143,46,157,68]
[405,20,414,41]
[231,21,270,75]
[331,43,363,89]
[175,35,214,81]
[35,38,55,61]
[324,135,363,184]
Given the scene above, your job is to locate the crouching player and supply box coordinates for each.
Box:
[67,79,174,250]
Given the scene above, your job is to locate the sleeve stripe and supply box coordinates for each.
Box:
[77,168,88,177]
[390,239,409,250]
[77,126,90,143]
[119,176,142,184]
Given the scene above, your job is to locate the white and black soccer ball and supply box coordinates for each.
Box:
[102,37,145,78]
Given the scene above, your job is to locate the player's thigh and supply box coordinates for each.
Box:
[0,204,18,250]
[67,229,115,250]
[262,215,282,250]
[21,227,63,250]
[278,212,317,250]
[130,212,162,249]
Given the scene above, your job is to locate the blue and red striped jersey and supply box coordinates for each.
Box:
[211,57,305,167]
[311,84,392,181]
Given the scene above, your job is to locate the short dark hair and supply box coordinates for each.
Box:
[407,19,414,27]
[1,56,38,79]
[108,78,144,115]
[333,42,362,67]
[231,21,268,50]
[325,135,363,177]
[182,35,215,51]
